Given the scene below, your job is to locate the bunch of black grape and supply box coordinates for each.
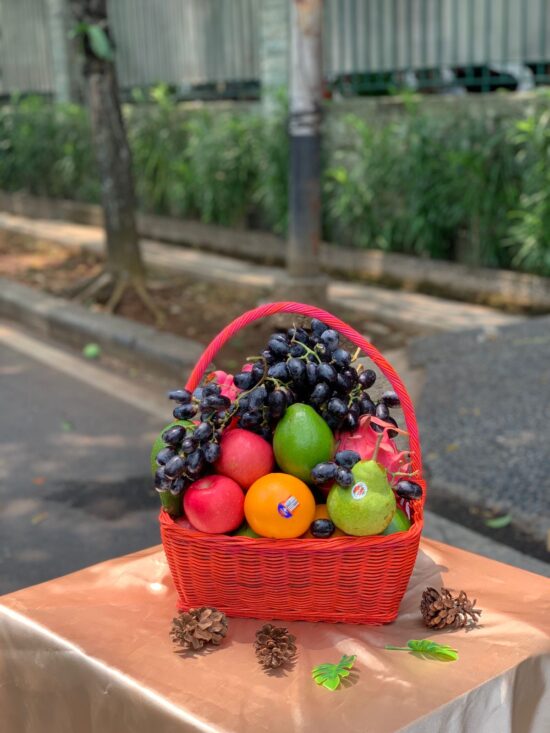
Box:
[154,383,233,494]
[154,317,403,496]
[231,318,401,434]
[311,450,361,488]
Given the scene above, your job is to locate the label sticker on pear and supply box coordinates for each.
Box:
[351,482,368,500]
[278,495,300,518]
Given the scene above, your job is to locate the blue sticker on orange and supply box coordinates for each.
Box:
[277,495,300,518]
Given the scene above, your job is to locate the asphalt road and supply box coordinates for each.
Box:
[410,315,550,559]
[0,325,171,594]
[0,322,547,596]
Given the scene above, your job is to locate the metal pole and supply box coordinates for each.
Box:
[287,0,326,296]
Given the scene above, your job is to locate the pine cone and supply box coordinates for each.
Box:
[421,587,482,630]
[254,623,297,669]
[170,607,228,651]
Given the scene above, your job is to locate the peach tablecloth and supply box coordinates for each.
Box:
[1,539,549,733]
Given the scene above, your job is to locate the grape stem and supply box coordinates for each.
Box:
[288,327,323,364]
[291,337,321,364]
[347,383,363,407]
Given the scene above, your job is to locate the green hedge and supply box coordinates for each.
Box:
[0,95,99,202]
[1,90,549,275]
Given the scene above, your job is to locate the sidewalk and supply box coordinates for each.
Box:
[0,211,519,337]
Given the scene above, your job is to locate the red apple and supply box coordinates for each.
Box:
[215,428,274,489]
[183,475,244,534]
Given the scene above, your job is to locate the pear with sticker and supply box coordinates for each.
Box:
[327,431,396,536]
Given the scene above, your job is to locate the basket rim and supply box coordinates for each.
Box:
[159,509,423,549]
[183,300,426,508]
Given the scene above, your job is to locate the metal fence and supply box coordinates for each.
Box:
[0,0,55,95]
[0,0,260,97]
[1,0,549,98]
[325,0,550,94]
[110,0,259,89]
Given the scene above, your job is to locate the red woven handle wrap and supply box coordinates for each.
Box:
[186,301,426,507]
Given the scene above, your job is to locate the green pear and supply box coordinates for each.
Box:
[381,507,411,535]
[327,460,396,536]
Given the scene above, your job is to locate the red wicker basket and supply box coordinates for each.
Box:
[160,302,425,624]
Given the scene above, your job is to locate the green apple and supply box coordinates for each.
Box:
[327,460,396,536]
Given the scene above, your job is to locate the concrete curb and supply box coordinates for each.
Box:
[0,278,204,379]
[1,192,549,312]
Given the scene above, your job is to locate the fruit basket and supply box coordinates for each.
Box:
[158,302,426,624]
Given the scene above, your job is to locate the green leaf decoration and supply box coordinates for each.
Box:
[385,639,458,662]
[86,25,114,61]
[311,654,356,690]
[484,514,512,529]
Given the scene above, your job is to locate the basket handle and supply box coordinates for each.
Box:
[185,302,425,506]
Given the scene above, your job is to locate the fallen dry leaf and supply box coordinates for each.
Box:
[31,512,49,525]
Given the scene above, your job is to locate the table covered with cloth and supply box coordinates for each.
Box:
[1,538,549,733]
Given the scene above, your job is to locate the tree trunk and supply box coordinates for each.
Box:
[88,64,144,279]
[71,0,144,281]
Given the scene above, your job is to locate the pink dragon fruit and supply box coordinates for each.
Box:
[209,370,240,402]
[336,417,412,484]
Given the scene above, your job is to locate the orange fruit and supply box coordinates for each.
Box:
[303,505,346,539]
[244,473,316,539]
